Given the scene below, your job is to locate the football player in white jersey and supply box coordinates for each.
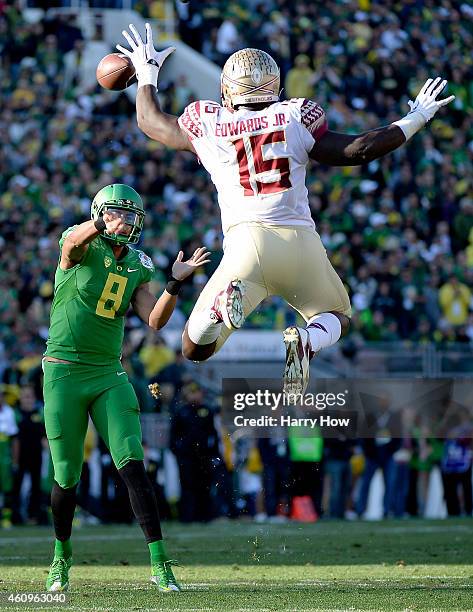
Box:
[117,23,454,397]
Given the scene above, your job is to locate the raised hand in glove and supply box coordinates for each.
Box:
[393,77,455,141]
[117,22,175,89]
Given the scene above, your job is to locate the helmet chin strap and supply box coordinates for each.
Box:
[103,232,125,246]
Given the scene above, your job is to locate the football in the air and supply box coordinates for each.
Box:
[96,53,136,91]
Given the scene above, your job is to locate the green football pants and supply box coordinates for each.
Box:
[43,360,143,489]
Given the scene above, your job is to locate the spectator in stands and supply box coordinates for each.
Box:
[288,427,324,519]
[355,396,402,518]
[441,424,473,517]
[155,349,189,395]
[215,13,241,63]
[453,198,473,251]
[284,54,315,100]
[257,437,290,522]
[439,276,472,327]
[0,387,19,528]
[170,384,221,522]
[407,429,443,517]
[11,385,45,524]
[324,437,353,519]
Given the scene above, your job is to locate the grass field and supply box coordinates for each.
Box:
[0,520,472,611]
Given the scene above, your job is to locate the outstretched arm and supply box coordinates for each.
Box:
[311,126,405,166]
[136,85,193,150]
[132,247,211,330]
[117,23,192,151]
[311,77,454,166]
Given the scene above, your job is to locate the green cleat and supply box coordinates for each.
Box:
[46,557,72,592]
[150,559,181,592]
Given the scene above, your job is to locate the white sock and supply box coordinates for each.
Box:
[306,313,342,352]
[187,309,222,345]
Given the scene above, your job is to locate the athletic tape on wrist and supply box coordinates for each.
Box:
[137,64,159,88]
[392,109,427,141]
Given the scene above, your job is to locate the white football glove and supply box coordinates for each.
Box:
[116,23,175,88]
[393,77,455,140]
[408,77,455,121]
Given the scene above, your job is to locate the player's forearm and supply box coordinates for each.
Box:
[63,220,101,261]
[311,125,406,166]
[136,86,191,150]
[344,125,406,164]
[148,291,177,330]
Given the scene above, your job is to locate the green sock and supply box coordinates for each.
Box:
[149,540,168,564]
[54,539,72,559]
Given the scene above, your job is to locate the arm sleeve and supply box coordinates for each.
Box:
[300,99,328,150]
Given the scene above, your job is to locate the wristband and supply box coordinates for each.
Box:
[94,217,106,232]
[392,109,426,141]
[136,63,159,89]
[166,278,182,296]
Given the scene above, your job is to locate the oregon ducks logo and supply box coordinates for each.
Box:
[104,256,112,268]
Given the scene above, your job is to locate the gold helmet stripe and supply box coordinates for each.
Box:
[222,73,280,96]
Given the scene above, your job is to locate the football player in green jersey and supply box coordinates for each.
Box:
[43,184,210,593]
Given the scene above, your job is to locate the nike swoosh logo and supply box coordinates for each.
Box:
[116,371,127,376]
[127,268,139,272]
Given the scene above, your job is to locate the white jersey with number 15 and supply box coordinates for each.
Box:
[178,98,328,235]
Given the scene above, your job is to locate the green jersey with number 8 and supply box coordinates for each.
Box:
[45,226,155,365]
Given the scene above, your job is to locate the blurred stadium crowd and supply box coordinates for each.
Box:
[0,0,472,527]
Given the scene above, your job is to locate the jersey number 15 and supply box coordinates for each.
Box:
[232,130,292,197]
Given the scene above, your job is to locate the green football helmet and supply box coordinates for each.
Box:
[91,184,145,245]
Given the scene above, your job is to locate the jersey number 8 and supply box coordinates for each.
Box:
[96,272,128,319]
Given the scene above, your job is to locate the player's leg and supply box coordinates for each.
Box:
[267,227,351,397]
[283,310,350,397]
[43,360,89,591]
[90,376,179,592]
[182,224,268,361]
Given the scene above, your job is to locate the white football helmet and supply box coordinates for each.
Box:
[221,48,280,109]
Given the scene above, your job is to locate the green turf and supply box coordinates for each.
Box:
[0,520,472,611]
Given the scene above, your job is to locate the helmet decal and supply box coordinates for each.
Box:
[221,48,280,109]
